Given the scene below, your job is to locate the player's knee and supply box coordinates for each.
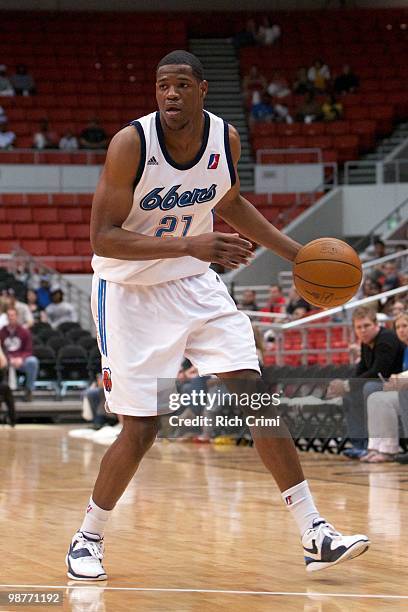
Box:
[121,415,159,451]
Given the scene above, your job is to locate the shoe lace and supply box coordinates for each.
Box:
[76,533,104,560]
[319,520,341,539]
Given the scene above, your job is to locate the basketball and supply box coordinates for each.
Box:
[293,238,362,308]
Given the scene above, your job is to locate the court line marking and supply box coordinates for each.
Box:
[1,585,408,599]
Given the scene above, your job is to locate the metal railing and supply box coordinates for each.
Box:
[0,148,106,164]
[353,195,408,252]
[344,158,408,184]
[0,249,93,331]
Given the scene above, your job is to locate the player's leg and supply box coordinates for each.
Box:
[217,369,369,571]
[66,415,159,581]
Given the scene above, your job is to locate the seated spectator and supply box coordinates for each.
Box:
[0,65,14,97]
[392,300,406,319]
[326,306,404,458]
[0,342,15,426]
[295,91,322,123]
[373,238,386,260]
[5,288,33,328]
[0,106,7,124]
[250,93,275,123]
[45,288,78,329]
[363,312,408,462]
[36,276,52,310]
[79,119,108,150]
[10,64,36,96]
[233,18,257,50]
[321,94,343,122]
[291,305,308,320]
[286,285,311,316]
[0,307,39,401]
[380,261,400,292]
[267,72,291,99]
[261,285,286,318]
[237,289,258,311]
[83,374,107,429]
[257,17,281,46]
[26,289,45,324]
[334,64,360,95]
[59,129,78,151]
[0,122,16,149]
[243,65,267,105]
[307,59,330,93]
[356,277,381,309]
[33,119,58,150]
[292,66,313,95]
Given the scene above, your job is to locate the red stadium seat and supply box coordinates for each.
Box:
[14,224,40,239]
[21,240,48,255]
[39,224,67,239]
[5,207,32,222]
[47,240,75,256]
[57,208,83,223]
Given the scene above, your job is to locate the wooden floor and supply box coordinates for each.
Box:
[1,425,408,611]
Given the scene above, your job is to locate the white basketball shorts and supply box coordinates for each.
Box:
[91,268,260,417]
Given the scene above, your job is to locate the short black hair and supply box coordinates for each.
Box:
[157,50,204,81]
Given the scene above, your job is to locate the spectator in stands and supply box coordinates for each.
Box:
[362,312,408,462]
[334,64,360,95]
[0,65,14,97]
[256,16,281,46]
[26,289,45,325]
[79,119,108,150]
[243,65,267,105]
[286,284,311,316]
[321,94,343,122]
[291,306,308,320]
[237,289,258,311]
[326,305,404,459]
[33,119,58,150]
[36,276,52,310]
[373,238,386,260]
[5,289,33,328]
[45,288,78,329]
[292,67,313,95]
[356,277,381,309]
[0,307,39,401]
[295,91,322,123]
[0,122,16,149]
[0,106,7,124]
[392,300,406,318]
[261,284,286,317]
[0,342,15,426]
[307,59,330,93]
[10,64,36,96]
[249,93,275,124]
[59,129,78,151]
[83,374,107,430]
[267,72,291,99]
[233,18,257,50]
[380,261,400,292]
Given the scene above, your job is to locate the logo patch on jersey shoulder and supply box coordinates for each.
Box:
[147,156,159,166]
[207,153,220,169]
[140,184,217,211]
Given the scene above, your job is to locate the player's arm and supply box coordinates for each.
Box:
[91,126,253,268]
[215,125,302,262]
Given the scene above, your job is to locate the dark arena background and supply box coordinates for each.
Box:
[0,0,408,610]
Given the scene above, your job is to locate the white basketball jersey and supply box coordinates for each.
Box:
[92,110,236,285]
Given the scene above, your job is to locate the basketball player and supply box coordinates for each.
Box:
[66,51,369,580]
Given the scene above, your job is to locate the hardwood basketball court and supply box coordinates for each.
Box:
[1,425,407,611]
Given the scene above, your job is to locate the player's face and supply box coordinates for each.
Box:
[353,317,379,344]
[156,65,208,131]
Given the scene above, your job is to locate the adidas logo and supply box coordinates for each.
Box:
[147,156,158,166]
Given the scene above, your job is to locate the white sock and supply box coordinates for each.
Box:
[80,497,111,538]
[281,480,321,536]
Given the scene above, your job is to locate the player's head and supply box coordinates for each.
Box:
[156,50,208,131]
[352,306,379,344]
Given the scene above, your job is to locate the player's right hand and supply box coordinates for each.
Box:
[186,232,254,269]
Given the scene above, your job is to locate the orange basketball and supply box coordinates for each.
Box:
[293,238,362,308]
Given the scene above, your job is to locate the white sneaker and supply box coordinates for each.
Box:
[302,518,370,572]
[66,531,107,581]
[68,428,97,440]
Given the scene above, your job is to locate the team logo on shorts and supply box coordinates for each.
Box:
[207,153,220,169]
[103,368,112,392]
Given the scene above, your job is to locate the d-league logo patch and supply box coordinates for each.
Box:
[103,367,112,392]
[285,495,292,506]
[207,153,220,169]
